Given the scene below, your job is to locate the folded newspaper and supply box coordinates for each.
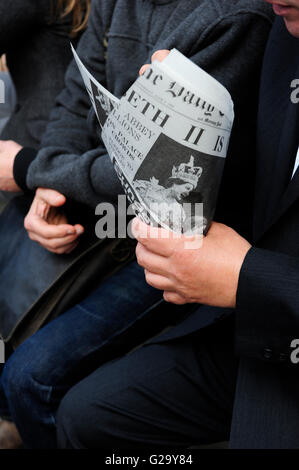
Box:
[72,46,234,235]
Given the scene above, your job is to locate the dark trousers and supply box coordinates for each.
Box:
[0,261,184,448]
[57,316,239,449]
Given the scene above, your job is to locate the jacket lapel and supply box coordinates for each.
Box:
[253,18,299,241]
[262,93,299,234]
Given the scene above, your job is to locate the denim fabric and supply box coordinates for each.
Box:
[0,260,172,448]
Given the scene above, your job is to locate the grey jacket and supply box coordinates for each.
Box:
[0,0,77,147]
[18,0,273,231]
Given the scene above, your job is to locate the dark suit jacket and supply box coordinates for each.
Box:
[0,0,79,147]
[150,17,299,448]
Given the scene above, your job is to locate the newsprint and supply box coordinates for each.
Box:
[72,46,234,235]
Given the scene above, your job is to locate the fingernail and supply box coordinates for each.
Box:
[67,229,75,235]
[76,228,84,235]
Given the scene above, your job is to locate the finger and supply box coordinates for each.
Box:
[53,241,79,255]
[132,217,180,256]
[25,215,82,240]
[36,188,66,207]
[144,270,173,291]
[73,224,85,236]
[163,291,188,305]
[27,228,80,249]
[206,221,230,239]
[139,64,150,76]
[136,243,169,275]
[42,241,79,255]
[64,242,79,255]
[151,49,170,64]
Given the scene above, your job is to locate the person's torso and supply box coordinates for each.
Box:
[2,4,79,146]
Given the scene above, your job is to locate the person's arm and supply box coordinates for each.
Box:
[184,9,273,101]
[235,248,299,363]
[21,2,272,209]
[20,0,123,208]
[133,215,299,364]
[0,0,51,191]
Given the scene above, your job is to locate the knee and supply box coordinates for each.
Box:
[57,386,92,449]
[57,384,113,449]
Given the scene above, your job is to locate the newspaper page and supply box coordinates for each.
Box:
[72,46,234,235]
[72,45,119,130]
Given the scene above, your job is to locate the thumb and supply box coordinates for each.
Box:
[151,49,170,64]
[36,188,66,207]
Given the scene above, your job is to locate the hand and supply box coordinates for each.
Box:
[139,50,170,76]
[24,188,84,254]
[132,218,251,308]
[0,140,23,192]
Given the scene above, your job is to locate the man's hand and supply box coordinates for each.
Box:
[132,218,251,308]
[24,188,84,254]
[0,140,23,192]
[139,50,170,76]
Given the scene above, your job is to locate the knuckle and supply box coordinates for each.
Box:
[38,241,48,250]
[163,291,185,305]
[27,231,35,241]
[145,271,154,286]
[137,254,145,267]
[24,216,31,231]
[49,240,60,250]
[55,248,67,255]
[135,243,141,257]
[172,295,184,305]
[136,245,145,266]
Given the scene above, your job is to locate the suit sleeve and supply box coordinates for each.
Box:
[235,247,299,363]
[186,11,273,237]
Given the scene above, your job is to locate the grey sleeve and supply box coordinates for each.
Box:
[187,11,273,99]
[26,6,272,209]
[26,0,123,207]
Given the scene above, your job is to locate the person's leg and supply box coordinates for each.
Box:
[0,363,21,449]
[1,260,186,449]
[57,317,238,449]
[0,347,13,420]
[0,376,10,420]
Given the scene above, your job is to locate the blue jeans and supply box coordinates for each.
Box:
[0,261,171,448]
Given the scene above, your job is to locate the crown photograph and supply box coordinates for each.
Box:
[170,156,203,188]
